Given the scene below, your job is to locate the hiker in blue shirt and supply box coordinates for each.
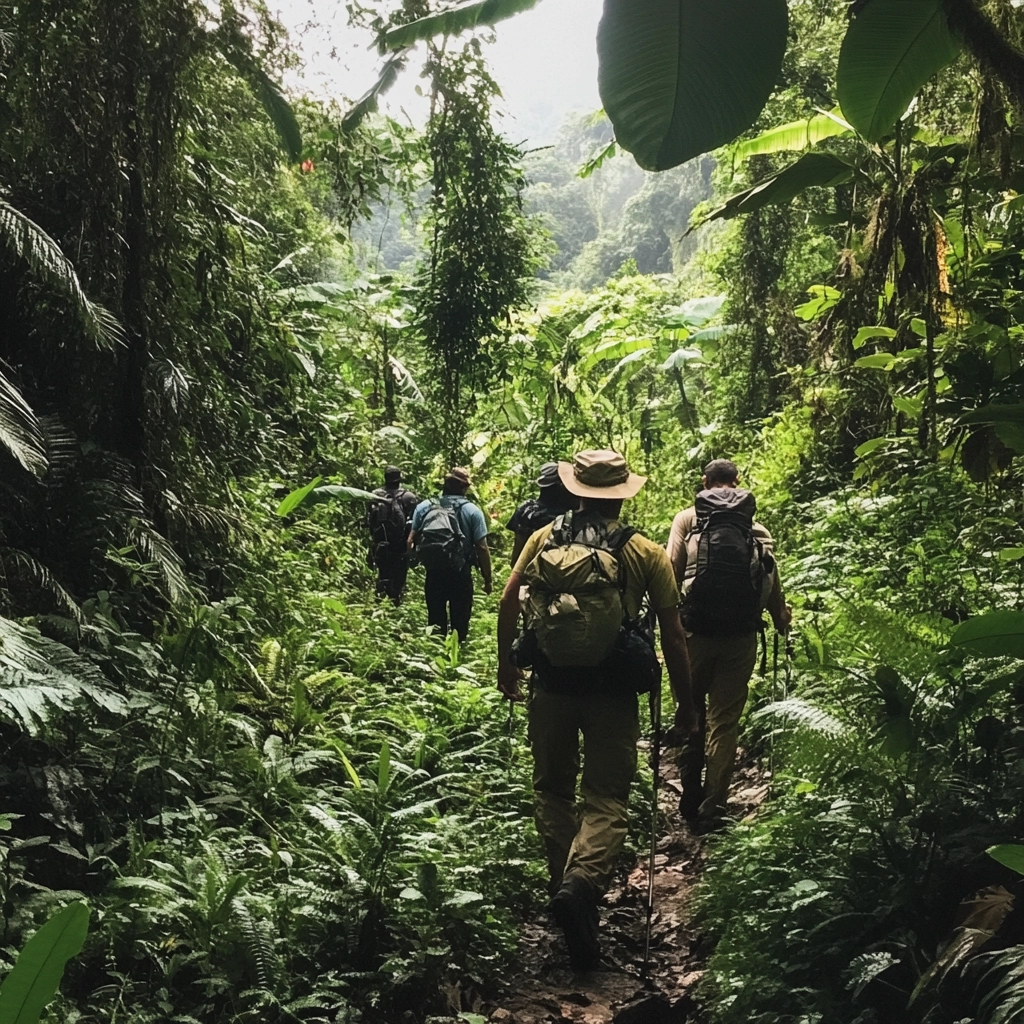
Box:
[409,467,493,641]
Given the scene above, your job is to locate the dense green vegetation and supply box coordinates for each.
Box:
[2,0,1024,1021]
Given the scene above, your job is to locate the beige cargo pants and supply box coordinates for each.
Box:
[677,631,758,818]
[528,687,639,894]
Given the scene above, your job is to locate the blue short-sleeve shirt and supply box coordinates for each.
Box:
[411,496,489,545]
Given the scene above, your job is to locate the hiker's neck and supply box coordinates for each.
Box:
[579,497,623,519]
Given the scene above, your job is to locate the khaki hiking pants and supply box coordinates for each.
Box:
[528,687,639,895]
[677,631,758,818]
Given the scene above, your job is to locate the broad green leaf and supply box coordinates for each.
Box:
[733,109,852,160]
[837,0,961,142]
[692,152,854,232]
[795,285,841,321]
[688,324,738,345]
[677,295,725,326]
[659,347,703,371]
[343,50,409,132]
[853,326,896,349]
[854,354,897,370]
[597,0,789,171]
[988,845,1024,875]
[950,611,1024,659]
[0,902,89,1024]
[995,422,1024,453]
[339,751,362,790]
[307,485,381,505]
[252,69,303,162]
[960,404,1024,425]
[275,477,322,517]
[382,0,540,50]
[577,337,652,374]
[854,437,893,457]
[998,548,1024,562]
[894,396,922,418]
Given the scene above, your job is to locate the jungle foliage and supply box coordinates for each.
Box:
[0,0,1024,1021]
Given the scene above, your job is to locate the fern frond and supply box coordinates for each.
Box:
[152,359,193,413]
[753,697,850,739]
[1,548,82,621]
[231,897,277,990]
[0,616,127,733]
[0,200,124,349]
[0,365,47,477]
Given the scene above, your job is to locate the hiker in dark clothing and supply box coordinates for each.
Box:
[409,467,493,642]
[366,466,419,606]
[505,462,580,565]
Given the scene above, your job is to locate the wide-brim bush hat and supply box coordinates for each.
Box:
[444,466,472,489]
[557,449,646,499]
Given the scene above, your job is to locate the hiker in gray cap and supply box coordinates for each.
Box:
[505,462,580,565]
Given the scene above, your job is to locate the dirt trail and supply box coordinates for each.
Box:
[481,748,768,1024]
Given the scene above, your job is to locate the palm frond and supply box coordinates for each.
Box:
[0,365,47,477]
[0,615,127,733]
[1,548,82,621]
[0,200,124,349]
[38,414,79,483]
[127,520,197,607]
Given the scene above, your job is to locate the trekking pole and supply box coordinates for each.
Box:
[506,698,515,785]
[643,677,662,978]
[768,632,779,798]
[784,627,794,701]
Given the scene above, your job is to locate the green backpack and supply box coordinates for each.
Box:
[522,511,636,668]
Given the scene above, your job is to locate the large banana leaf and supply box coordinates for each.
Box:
[837,0,961,142]
[597,0,789,171]
[733,109,852,160]
[690,152,854,232]
[343,50,409,131]
[382,0,541,50]
[0,902,89,1024]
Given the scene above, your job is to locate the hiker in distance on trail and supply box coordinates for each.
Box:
[496,449,697,972]
[505,461,579,566]
[365,466,419,606]
[408,467,493,642]
[666,458,791,834]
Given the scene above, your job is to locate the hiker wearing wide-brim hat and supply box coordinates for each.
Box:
[409,467,493,642]
[505,462,580,566]
[496,448,697,972]
[556,449,647,500]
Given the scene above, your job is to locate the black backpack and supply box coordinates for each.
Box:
[680,488,774,636]
[368,489,410,552]
[512,498,564,537]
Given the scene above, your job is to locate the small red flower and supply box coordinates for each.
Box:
[301,159,315,173]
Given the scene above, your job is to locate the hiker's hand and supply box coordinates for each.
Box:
[673,703,700,737]
[497,661,523,701]
[774,604,792,632]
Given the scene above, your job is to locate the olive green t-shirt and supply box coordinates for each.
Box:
[513,519,680,617]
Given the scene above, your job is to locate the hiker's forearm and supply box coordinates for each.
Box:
[476,542,492,589]
[497,573,522,663]
[407,531,416,552]
[510,532,526,567]
[657,608,693,709]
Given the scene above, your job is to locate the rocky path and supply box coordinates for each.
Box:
[480,750,768,1024]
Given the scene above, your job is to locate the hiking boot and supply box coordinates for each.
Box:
[549,875,600,971]
[678,789,701,822]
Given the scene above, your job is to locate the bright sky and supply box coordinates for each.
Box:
[270,0,602,144]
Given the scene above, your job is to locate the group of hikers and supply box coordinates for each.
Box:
[364,449,790,971]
